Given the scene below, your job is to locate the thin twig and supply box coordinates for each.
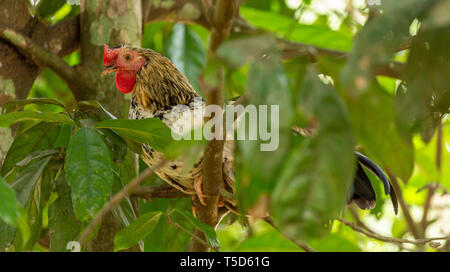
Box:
[387,170,422,239]
[338,218,449,247]
[79,160,167,247]
[263,217,316,252]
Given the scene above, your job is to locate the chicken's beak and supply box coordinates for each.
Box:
[102,64,118,76]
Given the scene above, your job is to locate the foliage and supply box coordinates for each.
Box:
[0,0,449,252]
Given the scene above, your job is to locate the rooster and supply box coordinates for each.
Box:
[102,44,398,214]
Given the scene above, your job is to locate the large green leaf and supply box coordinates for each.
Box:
[0,111,73,128]
[230,36,295,212]
[240,7,353,52]
[114,211,162,252]
[321,55,415,182]
[271,68,354,240]
[1,122,60,179]
[0,176,20,227]
[95,118,174,152]
[165,23,206,90]
[64,127,114,221]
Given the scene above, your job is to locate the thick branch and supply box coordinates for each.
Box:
[189,0,237,252]
[0,24,94,100]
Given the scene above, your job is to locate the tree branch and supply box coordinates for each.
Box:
[189,0,237,252]
[338,218,449,248]
[132,184,190,200]
[0,24,94,100]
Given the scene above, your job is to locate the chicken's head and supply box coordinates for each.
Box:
[102,45,146,94]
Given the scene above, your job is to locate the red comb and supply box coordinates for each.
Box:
[103,44,118,66]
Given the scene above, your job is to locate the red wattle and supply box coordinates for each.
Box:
[115,70,136,94]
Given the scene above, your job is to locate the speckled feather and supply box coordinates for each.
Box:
[126,46,235,204]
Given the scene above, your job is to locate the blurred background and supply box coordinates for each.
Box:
[1,0,448,252]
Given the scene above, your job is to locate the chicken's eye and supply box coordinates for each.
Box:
[124,54,132,61]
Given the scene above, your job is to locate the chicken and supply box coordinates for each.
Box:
[102,44,398,214]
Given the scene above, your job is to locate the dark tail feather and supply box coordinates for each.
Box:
[349,163,377,210]
[353,152,398,214]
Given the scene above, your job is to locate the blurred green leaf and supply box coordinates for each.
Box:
[36,0,66,18]
[114,211,162,252]
[0,111,73,128]
[399,24,450,142]
[271,67,354,240]
[64,127,114,221]
[240,7,353,52]
[165,23,206,90]
[341,0,434,93]
[0,176,20,227]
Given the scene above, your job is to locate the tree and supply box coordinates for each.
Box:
[0,0,449,252]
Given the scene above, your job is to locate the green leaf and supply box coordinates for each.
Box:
[49,173,81,252]
[2,98,68,114]
[64,127,115,221]
[11,156,52,207]
[240,7,353,52]
[1,122,60,178]
[348,82,414,182]
[0,176,20,227]
[271,68,354,240]
[0,111,73,128]
[232,39,295,212]
[114,211,162,252]
[36,0,66,18]
[8,156,52,250]
[97,128,127,164]
[53,124,73,149]
[171,209,220,250]
[166,23,206,90]
[95,118,174,152]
